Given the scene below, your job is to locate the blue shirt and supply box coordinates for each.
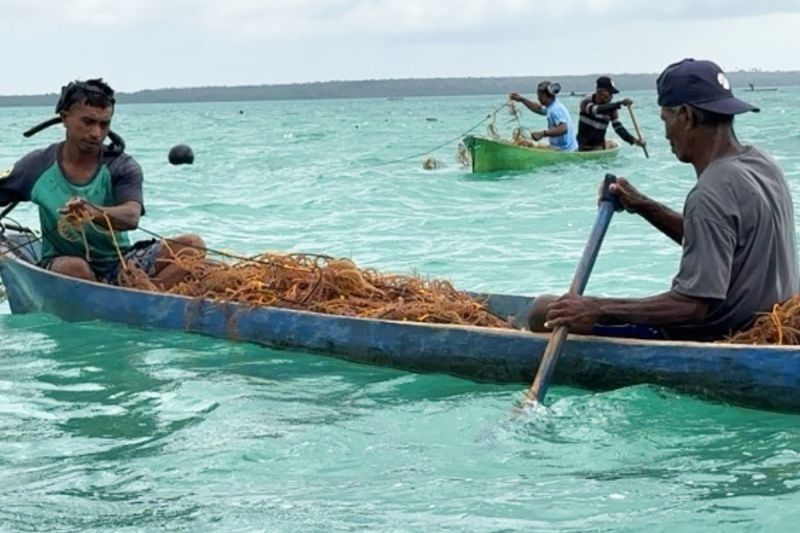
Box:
[544,99,578,151]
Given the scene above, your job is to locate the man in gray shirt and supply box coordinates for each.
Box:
[528,58,798,341]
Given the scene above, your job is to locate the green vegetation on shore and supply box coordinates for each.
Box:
[2,71,797,107]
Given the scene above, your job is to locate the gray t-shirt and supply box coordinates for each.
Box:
[666,146,798,340]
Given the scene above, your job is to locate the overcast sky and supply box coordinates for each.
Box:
[1,0,799,95]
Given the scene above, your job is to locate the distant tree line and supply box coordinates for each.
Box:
[1,71,798,107]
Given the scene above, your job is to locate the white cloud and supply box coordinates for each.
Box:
[6,1,800,38]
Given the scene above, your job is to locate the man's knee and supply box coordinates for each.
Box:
[527,294,557,332]
[170,234,205,254]
[161,234,205,258]
[178,234,205,249]
[49,257,95,281]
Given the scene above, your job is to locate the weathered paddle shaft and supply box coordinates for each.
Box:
[627,106,649,158]
[526,174,620,405]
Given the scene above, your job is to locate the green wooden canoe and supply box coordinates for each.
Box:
[463,135,621,173]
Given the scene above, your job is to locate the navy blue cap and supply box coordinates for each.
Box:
[657,58,759,115]
[596,76,619,94]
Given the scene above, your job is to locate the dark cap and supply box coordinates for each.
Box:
[596,76,619,94]
[657,58,759,115]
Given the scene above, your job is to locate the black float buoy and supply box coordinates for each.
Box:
[168,144,194,165]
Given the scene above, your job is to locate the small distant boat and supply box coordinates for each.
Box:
[462,135,620,173]
[747,83,778,92]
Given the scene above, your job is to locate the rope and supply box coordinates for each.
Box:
[0,231,43,259]
[1,212,296,271]
[354,101,508,170]
[102,211,127,271]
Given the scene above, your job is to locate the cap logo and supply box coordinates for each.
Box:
[717,72,730,90]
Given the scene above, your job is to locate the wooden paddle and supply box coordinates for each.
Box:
[523,174,621,406]
[627,105,649,158]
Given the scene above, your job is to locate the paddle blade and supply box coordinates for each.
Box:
[627,106,648,159]
[525,326,569,404]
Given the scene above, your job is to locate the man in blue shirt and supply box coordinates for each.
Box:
[509,81,578,151]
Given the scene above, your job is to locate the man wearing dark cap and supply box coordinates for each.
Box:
[0,79,205,289]
[576,76,646,151]
[528,59,798,341]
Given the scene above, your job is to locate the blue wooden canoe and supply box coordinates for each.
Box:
[2,231,800,412]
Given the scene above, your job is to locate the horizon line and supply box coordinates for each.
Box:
[2,68,799,98]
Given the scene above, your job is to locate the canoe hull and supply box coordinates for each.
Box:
[463,135,620,173]
[2,241,800,412]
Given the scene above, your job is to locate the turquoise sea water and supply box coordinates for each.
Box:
[1,89,800,531]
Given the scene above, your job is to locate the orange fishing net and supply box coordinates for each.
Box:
[725,294,800,345]
[125,247,514,328]
[58,208,128,267]
[57,209,95,261]
[57,213,512,328]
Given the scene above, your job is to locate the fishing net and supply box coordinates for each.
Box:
[506,101,523,124]
[53,189,513,329]
[455,142,471,167]
[422,157,446,170]
[724,294,800,345]
[57,209,96,261]
[117,248,513,328]
[511,127,532,145]
[486,122,501,140]
[58,208,127,265]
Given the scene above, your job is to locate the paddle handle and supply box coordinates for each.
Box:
[627,105,649,159]
[526,175,619,404]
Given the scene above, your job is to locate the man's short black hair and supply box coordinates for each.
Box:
[669,105,734,127]
[689,105,733,127]
[56,78,115,113]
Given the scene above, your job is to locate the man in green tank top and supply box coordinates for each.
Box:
[0,79,204,289]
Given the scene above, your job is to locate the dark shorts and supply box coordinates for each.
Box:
[591,323,666,340]
[39,239,163,285]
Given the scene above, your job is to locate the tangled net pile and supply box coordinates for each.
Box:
[58,207,129,265]
[123,247,515,329]
[56,211,512,328]
[725,294,800,345]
